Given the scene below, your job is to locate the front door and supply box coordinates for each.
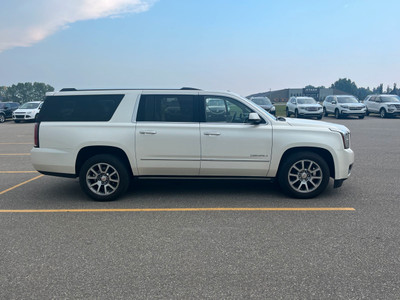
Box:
[199,96,272,176]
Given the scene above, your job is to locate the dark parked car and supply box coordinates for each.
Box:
[249,96,276,115]
[0,102,20,123]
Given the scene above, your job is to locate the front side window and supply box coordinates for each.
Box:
[137,95,196,122]
[203,96,255,123]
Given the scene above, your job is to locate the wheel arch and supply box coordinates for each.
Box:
[277,147,335,179]
[76,146,134,177]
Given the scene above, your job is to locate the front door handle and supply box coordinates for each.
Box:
[139,130,157,135]
[204,132,221,136]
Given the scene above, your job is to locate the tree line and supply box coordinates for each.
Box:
[307,78,400,100]
[0,82,54,104]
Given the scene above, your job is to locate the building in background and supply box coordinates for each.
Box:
[248,87,347,102]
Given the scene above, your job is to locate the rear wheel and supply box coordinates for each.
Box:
[278,152,330,199]
[79,154,130,201]
[286,108,290,117]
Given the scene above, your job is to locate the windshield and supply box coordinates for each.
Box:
[297,97,316,104]
[381,96,400,103]
[251,97,272,106]
[337,96,359,103]
[19,102,40,109]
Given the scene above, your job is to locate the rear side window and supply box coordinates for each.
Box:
[39,94,124,122]
[137,95,197,122]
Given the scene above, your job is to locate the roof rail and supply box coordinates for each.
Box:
[60,88,77,91]
[180,87,201,90]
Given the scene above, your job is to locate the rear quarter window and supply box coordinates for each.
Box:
[38,94,124,122]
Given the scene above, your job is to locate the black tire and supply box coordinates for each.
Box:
[14,120,21,123]
[365,110,369,116]
[317,115,322,120]
[79,154,130,201]
[0,114,5,123]
[294,109,299,118]
[335,109,341,119]
[278,152,330,199]
[323,107,328,117]
[380,108,387,118]
[358,115,365,119]
[286,108,290,117]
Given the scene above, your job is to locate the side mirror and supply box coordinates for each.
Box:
[248,112,261,124]
[332,100,337,104]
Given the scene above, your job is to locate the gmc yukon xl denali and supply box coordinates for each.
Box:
[31,88,354,201]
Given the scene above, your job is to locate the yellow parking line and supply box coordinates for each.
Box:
[0,207,356,213]
[0,175,44,195]
[0,153,31,156]
[0,143,32,145]
[0,171,38,173]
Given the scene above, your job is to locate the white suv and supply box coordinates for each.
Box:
[323,95,366,119]
[364,94,400,118]
[31,88,354,201]
[12,101,43,122]
[286,97,323,119]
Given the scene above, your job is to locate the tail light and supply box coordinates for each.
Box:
[34,122,40,148]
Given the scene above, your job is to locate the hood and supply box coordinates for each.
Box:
[284,117,349,132]
[297,104,322,109]
[340,103,365,108]
[14,108,38,113]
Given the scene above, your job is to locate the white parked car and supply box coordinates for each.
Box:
[323,95,366,119]
[12,101,43,122]
[31,88,354,201]
[364,94,400,118]
[286,97,323,119]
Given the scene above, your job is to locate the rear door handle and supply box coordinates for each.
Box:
[139,130,157,135]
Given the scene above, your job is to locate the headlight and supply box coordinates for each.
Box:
[330,128,351,149]
[387,104,395,109]
[340,105,349,109]
[318,107,322,110]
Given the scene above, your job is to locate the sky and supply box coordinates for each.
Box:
[0,0,399,96]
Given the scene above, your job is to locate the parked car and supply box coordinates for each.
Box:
[286,96,323,119]
[0,102,20,123]
[364,94,400,118]
[31,88,354,201]
[249,96,276,115]
[12,101,43,123]
[323,95,366,119]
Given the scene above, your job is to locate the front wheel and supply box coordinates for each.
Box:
[79,154,130,201]
[286,108,290,117]
[278,152,330,199]
[358,115,365,119]
[294,109,299,118]
[380,108,387,118]
[0,114,5,123]
[323,107,328,117]
[335,109,341,119]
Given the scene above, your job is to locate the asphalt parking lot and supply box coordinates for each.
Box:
[1,116,400,299]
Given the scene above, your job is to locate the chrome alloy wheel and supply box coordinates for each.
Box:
[287,159,323,193]
[86,162,120,196]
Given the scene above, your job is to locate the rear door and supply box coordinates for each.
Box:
[135,94,201,176]
[199,95,272,176]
